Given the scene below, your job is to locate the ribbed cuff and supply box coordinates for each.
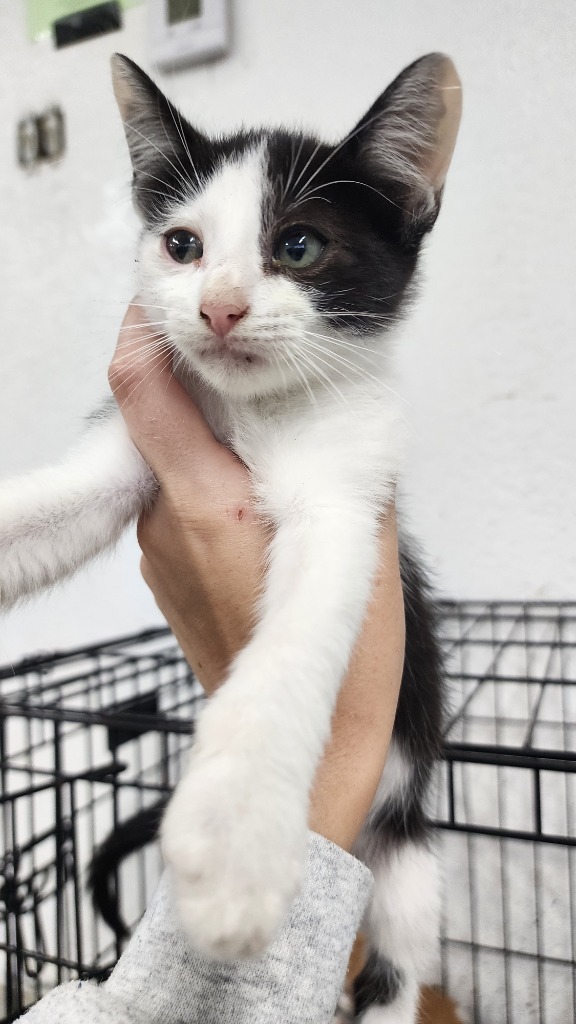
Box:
[20,833,373,1024]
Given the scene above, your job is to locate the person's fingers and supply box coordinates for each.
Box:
[109,302,236,488]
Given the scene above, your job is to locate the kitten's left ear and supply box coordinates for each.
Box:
[112,55,186,171]
[111,54,208,209]
[348,53,462,234]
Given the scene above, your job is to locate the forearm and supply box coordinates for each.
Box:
[20,834,372,1024]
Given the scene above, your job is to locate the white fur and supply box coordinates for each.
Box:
[0,415,154,608]
[0,147,404,959]
[370,736,414,810]
[361,844,441,1023]
[360,987,420,1024]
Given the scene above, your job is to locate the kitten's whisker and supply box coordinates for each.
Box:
[134,186,177,200]
[122,349,175,400]
[112,350,170,370]
[300,336,407,405]
[300,338,361,384]
[118,350,175,407]
[302,335,381,383]
[291,346,330,402]
[115,333,168,347]
[116,325,170,338]
[111,341,171,364]
[303,331,391,363]
[270,349,290,395]
[135,166,187,196]
[288,195,332,208]
[295,345,355,414]
[312,319,395,339]
[121,121,193,196]
[115,335,169,346]
[117,320,173,332]
[177,107,202,190]
[92,301,194,316]
[109,341,173,379]
[317,311,395,321]
[166,100,203,194]
[112,341,171,358]
[281,134,306,205]
[303,328,377,350]
[109,353,171,386]
[294,178,398,212]
[304,285,357,302]
[291,106,402,205]
[164,346,186,393]
[289,137,326,201]
[280,347,318,410]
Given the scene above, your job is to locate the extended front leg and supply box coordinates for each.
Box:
[0,413,156,608]
[162,503,382,959]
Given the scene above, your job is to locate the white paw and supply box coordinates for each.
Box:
[161,754,307,960]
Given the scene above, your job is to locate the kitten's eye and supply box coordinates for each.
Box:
[165,229,203,264]
[274,227,325,269]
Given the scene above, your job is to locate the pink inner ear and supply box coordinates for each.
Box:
[200,300,249,337]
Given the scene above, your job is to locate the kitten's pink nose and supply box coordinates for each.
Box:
[200,301,248,337]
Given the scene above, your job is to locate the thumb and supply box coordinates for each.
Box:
[108,302,233,486]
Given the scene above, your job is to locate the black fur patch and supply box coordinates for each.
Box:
[365,541,445,854]
[354,949,404,1014]
[261,131,422,337]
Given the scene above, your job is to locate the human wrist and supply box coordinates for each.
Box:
[308,517,405,852]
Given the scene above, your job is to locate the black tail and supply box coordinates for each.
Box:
[88,796,170,937]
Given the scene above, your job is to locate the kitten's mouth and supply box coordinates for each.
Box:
[199,343,265,369]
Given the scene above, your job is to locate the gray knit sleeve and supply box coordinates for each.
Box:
[21,832,372,1024]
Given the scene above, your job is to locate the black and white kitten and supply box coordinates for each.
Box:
[0,53,461,1022]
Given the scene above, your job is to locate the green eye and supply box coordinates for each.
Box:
[165,229,203,264]
[274,227,325,269]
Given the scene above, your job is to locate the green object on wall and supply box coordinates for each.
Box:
[26,0,142,41]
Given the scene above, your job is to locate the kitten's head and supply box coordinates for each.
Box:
[112,53,461,399]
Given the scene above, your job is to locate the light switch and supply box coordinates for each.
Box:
[149,0,229,71]
[38,107,66,160]
[17,116,40,169]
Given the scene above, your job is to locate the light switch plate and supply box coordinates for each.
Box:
[149,0,229,72]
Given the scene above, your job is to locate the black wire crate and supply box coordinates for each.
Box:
[1,603,575,1024]
[0,628,201,1022]
[436,601,576,1024]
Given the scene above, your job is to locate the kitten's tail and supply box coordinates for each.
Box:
[88,796,169,937]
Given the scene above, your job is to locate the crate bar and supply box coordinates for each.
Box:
[435,820,576,847]
[0,704,192,735]
[443,745,576,771]
[0,627,172,681]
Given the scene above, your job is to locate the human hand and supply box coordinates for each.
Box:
[109,303,405,852]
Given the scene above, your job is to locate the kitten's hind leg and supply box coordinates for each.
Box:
[0,412,156,608]
[352,737,441,1023]
[354,835,441,1024]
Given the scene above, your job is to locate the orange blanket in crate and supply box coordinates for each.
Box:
[339,935,465,1023]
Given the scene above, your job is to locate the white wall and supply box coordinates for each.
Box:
[1,0,575,663]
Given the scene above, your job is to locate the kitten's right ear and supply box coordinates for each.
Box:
[111,54,204,178]
[347,53,462,237]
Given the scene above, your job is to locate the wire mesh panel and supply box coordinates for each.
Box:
[0,628,200,1022]
[436,601,576,1024]
[1,605,576,1023]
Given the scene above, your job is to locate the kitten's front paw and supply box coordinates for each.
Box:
[161,758,306,960]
